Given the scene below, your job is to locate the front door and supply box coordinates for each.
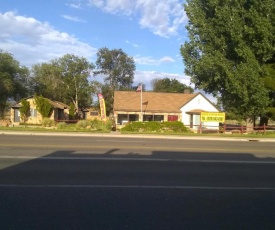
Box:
[190,114,200,130]
[14,109,20,122]
[193,114,201,129]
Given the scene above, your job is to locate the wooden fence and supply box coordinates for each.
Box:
[186,123,275,134]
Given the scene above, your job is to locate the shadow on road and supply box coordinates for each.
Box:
[1,144,275,229]
[1,147,275,186]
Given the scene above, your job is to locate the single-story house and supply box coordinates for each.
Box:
[113,91,220,131]
[10,96,70,125]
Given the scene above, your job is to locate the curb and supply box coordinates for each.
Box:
[1,130,275,142]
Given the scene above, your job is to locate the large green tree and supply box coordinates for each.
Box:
[90,81,118,116]
[32,62,65,102]
[260,60,275,124]
[181,0,275,120]
[151,77,194,93]
[94,47,136,114]
[32,54,95,114]
[0,50,30,118]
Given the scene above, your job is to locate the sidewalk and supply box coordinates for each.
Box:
[1,130,275,142]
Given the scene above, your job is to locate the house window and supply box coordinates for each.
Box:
[117,114,128,124]
[30,108,37,117]
[154,115,164,122]
[90,111,99,116]
[143,115,164,122]
[129,114,139,121]
[168,115,178,121]
[143,115,153,121]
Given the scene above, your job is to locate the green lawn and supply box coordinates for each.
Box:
[0,125,109,133]
[2,125,274,138]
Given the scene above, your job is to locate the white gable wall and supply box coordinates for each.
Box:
[180,94,219,129]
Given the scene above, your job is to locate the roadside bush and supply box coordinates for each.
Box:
[76,120,89,129]
[57,122,67,129]
[89,119,112,131]
[42,118,55,127]
[121,121,190,133]
[144,121,162,132]
[90,119,101,130]
[162,121,190,132]
[121,122,145,132]
[105,120,112,131]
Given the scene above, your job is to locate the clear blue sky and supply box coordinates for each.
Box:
[0,0,192,90]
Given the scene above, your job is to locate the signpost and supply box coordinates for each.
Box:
[97,93,107,122]
[200,112,225,123]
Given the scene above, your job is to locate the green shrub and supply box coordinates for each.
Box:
[34,94,53,118]
[90,119,101,130]
[57,122,67,129]
[69,102,76,119]
[105,120,113,131]
[89,119,112,131]
[19,99,30,125]
[76,120,89,129]
[121,121,190,133]
[42,118,55,127]
[162,121,189,132]
[121,122,145,132]
[144,121,162,132]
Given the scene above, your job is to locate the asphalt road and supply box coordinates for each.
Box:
[0,134,275,229]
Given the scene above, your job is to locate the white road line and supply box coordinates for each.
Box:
[0,184,275,190]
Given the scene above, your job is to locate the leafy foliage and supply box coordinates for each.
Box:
[90,119,112,131]
[264,63,275,106]
[76,120,89,129]
[69,102,76,119]
[57,122,67,129]
[258,62,275,124]
[101,84,114,116]
[41,118,55,127]
[162,121,190,132]
[31,63,64,102]
[121,121,190,133]
[32,54,95,113]
[34,94,53,118]
[94,48,135,114]
[181,0,275,119]
[151,78,194,93]
[74,119,112,131]
[0,50,30,118]
[266,107,275,121]
[19,99,30,125]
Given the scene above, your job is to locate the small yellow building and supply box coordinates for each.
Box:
[10,96,70,125]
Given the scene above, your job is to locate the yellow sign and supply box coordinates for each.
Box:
[98,93,107,122]
[201,112,225,123]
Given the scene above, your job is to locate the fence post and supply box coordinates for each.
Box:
[264,123,266,134]
[223,123,226,134]
[241,125,243,134]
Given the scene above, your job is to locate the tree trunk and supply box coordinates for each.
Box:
[246,117,254,133]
